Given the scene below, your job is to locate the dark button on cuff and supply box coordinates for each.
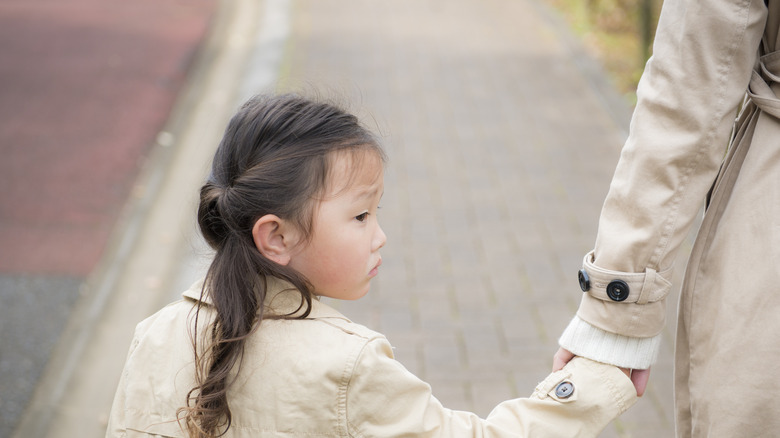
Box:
[578,269,590,292]
[555,381,574,398]
[606,280,630,302]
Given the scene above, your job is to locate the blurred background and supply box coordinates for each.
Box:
[0,0,669,437]
[546,0,662,100]
[0,1,215,436]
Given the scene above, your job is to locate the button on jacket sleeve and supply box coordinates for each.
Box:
[345,339,636,437]
[561,0,768,368]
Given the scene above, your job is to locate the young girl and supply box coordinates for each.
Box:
[106,94,636,438]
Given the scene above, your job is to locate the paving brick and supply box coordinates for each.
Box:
[470,376,517,418]
[285,0,674,435]
[421,332,465,376]
[426,379,473,413]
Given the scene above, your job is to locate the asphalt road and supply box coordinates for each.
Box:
[4,1,682,437]
[0,1,215,436]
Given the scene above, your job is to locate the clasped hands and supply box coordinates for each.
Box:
[553,347,651,396]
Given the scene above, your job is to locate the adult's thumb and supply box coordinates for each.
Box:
[631,368,651,397]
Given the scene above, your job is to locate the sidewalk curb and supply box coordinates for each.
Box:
[11,1,261,436]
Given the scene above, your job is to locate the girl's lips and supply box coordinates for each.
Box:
[369,258,382,277]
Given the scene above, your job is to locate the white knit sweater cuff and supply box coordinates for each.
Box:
[558,316,661,369]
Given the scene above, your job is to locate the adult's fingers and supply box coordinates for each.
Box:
[552,347,576,372]
[631,367,651,397]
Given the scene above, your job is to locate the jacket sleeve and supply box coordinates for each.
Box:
[345,338,636,437]
[560,0,768,368]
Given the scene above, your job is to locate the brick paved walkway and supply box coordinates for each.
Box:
[281,0,677,436]
[13,0,682,436]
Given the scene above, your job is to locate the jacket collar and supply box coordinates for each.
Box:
[181,277,350,321]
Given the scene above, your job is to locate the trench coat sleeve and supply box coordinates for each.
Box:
[561,0,768,368]
[345,338,636,437]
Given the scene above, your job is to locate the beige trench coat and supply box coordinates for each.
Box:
[559,0,780,436]
[107,279,636,437]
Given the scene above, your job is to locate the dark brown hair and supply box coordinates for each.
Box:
[178,94,384,437]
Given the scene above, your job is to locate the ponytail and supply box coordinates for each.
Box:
[178,94,383,437]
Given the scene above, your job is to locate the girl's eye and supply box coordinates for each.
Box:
[355,212,369,222]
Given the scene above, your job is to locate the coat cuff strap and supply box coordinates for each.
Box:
[579,251,672,304]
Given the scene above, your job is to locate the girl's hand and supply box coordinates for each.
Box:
[552,347,651,396]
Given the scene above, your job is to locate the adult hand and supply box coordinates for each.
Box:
[553,347,651,396]
[552,346,576,372]
[626,367,651,397]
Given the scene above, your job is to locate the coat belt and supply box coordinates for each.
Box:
[748,50,780,118]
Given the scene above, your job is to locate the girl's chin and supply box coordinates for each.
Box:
[318,283,371,301]
[348,287,371,301]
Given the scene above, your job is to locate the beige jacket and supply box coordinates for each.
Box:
[107,279,636,437]
[559,0,770,369]
[559,0,780,435]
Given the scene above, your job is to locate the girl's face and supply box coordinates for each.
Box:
[288,151,386,300]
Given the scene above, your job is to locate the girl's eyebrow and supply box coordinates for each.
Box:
[354,185,383,200]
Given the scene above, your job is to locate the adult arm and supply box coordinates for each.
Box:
[559,0,768,370]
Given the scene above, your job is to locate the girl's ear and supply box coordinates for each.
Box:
[252,214,299,266]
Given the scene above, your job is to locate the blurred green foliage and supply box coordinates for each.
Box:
[545,0,663,104]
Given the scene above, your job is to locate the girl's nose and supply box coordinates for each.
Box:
[374,223,387,250]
